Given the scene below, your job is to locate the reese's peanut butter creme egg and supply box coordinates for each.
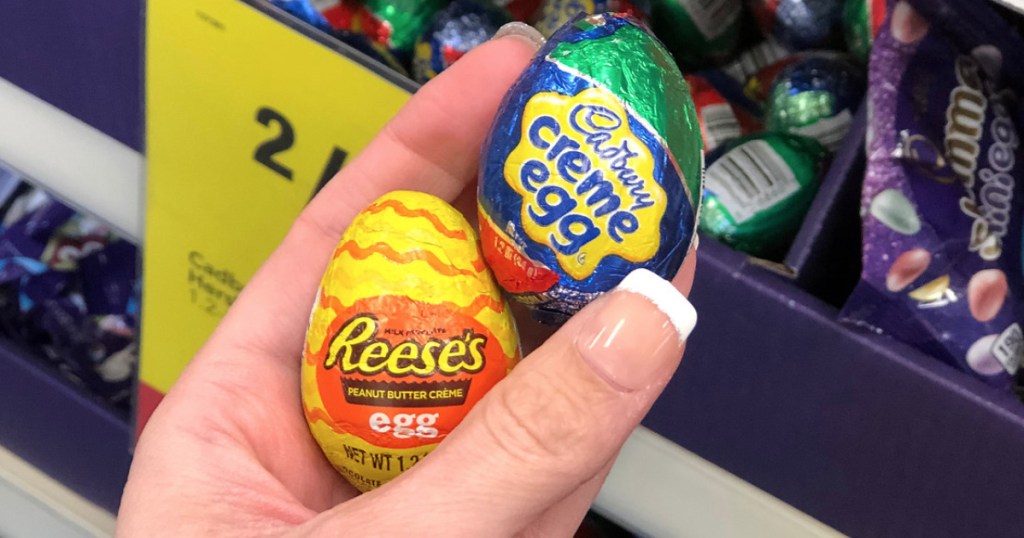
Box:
[302,191,520,492]
[478,13,703,324]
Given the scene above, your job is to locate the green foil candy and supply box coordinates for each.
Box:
[532,1,649,38]
[700,132,828,258]
[843,0,885,63]
[548,16,703,194]
[764,55,865,152]
[356,0,448,60]
[649,0,743,69]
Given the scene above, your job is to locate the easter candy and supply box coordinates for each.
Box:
[686,74,762,153]
[493,0,544,21]
[968,269,1008,323]
[700,132,828,258]
[966,334,1005,376]
[338,30,410,77]
[721,38,793,84]
[302,191,520,492]
[271,0,336,33]
[271,0,363,33]
[749,0,844,51]
[843,0,886,62]
[479,13,703,323]
[352,0,448,63]
[743,55,799,105]
[868,188,919,235]
[839,0,1024,389]
[314,0,365,31]
[649,0,744,69]
[764,54,866,151]
[413,0,512,83]
[885,248,931,292]
[531,0,649,37]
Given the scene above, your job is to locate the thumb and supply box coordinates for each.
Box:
[305,268,697,536]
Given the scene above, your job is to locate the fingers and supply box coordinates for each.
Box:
[519,242,698,355]
[302,268,697,536]
[673,240,698,295]
[203,33,541,364]
[524,459,617,537]
[302,31,543,242]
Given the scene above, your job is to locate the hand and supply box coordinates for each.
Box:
[119,23,698,537]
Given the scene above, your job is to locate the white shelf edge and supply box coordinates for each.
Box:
[991,0,1024,14]
[594,426,844,538]
[0,77,144,243]
[0,444,116,537]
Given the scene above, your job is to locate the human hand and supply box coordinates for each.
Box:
[119,23,698,537]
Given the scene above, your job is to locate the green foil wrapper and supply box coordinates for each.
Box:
[550,18,703,202]
[650,0,743,69]
[843,0,884,63]
[763,54,865,151]
[700,132,828,258]
[358,0,447,57]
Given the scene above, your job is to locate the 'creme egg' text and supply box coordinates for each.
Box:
[504,88,666,279]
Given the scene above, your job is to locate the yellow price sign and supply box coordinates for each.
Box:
[141,0,412,432]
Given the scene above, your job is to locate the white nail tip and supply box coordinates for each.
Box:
[492,22,546,47]
[615,269,697,344]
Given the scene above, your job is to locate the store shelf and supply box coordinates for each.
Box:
[0,77,144,242]
[596,427,839,537]
[0,338,132,515]
[992,0,1024,14]
[0,1,142,152]
[0,445,115,538]
[642,236,1024,538]
[4,1,1022,536]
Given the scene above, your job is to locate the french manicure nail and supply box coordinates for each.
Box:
[575,269,697,392]
[492,21,546,48]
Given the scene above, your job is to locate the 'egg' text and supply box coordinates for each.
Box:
[519,103,655,255]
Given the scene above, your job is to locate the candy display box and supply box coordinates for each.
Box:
[2,1,1024,535]
[653,104,1024,536]
[775,104,867,307]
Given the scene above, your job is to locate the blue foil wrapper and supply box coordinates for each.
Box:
[271,0,335,33]
[478,14,702,323]
[765,53,866,151]
[412,0,511,83]
[750,0,844,51]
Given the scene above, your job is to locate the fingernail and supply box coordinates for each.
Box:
[575,269,697,392]
[492,21,546,49]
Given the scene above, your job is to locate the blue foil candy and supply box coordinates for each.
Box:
[751,0,844,51]
[413,0,512,82]
[478,14,703,323]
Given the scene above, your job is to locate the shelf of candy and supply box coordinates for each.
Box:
[271,0,1024,399]
[233,2,1024,534]
[0,161,139,418]
[265,0,868,258]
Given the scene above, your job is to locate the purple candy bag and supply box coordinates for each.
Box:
[841,0,1024,389]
